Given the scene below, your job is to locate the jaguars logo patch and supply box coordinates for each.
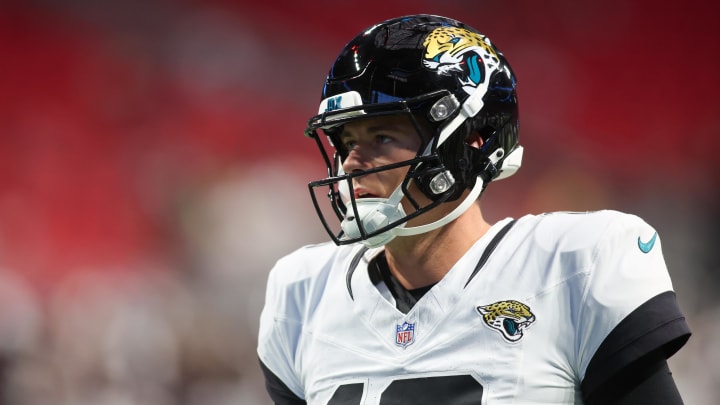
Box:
[422,27,501,95]
[476,300,536,342]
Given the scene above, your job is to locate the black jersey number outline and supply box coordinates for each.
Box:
[328,374,484,404]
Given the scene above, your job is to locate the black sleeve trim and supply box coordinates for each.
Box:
[585,359,683,405]
[259,359,307,405]
[581,291,691,402]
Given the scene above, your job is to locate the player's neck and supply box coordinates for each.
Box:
[384,205,490,290]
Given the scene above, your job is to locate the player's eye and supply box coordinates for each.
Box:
[376,135,393,145]
[343,139,357,150]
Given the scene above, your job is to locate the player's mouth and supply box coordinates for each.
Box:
[355,192,380,199]
[353,187,380,199]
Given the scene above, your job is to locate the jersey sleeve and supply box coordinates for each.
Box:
[257,251,308,401]
[575,213,691,398]
[581,293,689,403]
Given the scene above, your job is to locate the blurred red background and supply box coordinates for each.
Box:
[0,0,718,403]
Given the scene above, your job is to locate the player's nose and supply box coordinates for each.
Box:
[342,145,372,173]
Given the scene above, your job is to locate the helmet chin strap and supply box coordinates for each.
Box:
[341,176,485,248]
[394,177,484,237]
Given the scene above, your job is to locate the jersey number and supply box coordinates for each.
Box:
[328,374,484,404]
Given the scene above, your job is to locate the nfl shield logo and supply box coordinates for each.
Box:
[395,321,416,348]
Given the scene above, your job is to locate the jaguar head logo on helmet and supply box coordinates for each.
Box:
[422,26,501,94]
[305,15,523,247]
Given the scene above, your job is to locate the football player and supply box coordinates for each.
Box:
[257,15,690,404]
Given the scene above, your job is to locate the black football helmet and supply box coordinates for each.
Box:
[306,14,522,247]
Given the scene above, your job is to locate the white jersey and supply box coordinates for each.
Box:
[257,210,689,404]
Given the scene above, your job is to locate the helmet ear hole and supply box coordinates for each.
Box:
[474,125,496,147]
[465,131,484,149]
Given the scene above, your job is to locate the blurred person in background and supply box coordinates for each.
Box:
[257,15,691,404]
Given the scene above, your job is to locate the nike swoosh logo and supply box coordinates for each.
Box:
[638,232,658,253]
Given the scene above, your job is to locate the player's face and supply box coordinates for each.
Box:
[339,115,425,202]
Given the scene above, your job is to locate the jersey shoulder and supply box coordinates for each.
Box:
[524,209,656,252]
[270,241,345,282]
[263,241,360,320]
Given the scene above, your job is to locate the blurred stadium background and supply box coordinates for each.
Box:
[0,0,718,403]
